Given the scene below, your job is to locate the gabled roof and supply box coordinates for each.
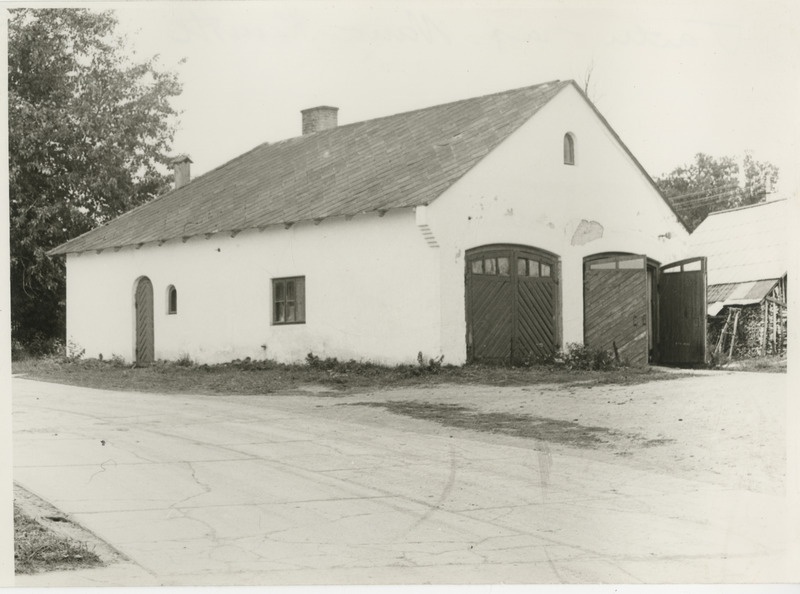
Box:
[688,198,788,289]
[49,79,679,255]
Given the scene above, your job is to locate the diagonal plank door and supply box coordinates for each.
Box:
[469,274,513,361]
[135,277,154,366]
[584,255,649,366]
[515,269,557,361]
[467,246,559,363]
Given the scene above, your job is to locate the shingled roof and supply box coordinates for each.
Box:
[49,80,572,255]
[49,79,673,255]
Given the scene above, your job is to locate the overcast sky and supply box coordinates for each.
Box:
[108,1,800,195]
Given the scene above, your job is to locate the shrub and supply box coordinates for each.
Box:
[109,354,128,368]
[306,352,341,371]
[559,342,619,371]
[175,353,194,367]
[11,335,65,361]
[416,351,444,374]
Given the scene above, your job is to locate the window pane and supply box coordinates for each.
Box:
[168,287,177,314]
[528,259,539,277]
[297,278,305,322]
[683,260,702,271]
[286,280,295,300]
[485,258,496,275]
[590,261,616,270]
[541,263,551,277]
[275,302,284,323]
[497,257,509,276]
[517,258,527,276]
[286,301,295,322]
[275,281,284,301]
[618,257,644,269]
[471,260,484,274]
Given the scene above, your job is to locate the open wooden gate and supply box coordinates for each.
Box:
[658,257,707,365]
[584,254,649,366]
[466,245,559,363]
[584,253,707,366]
[134,276,154,366]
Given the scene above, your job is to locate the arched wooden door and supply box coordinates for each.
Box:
[466,245,559,363]
[134,277,154,365]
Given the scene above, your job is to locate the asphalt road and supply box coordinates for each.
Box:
[12,376,799,586]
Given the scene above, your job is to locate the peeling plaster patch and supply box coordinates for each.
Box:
[505,208,514,216]
[547,222,555,229]
[571,219,604,246]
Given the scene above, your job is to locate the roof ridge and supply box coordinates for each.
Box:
[155,80,568,200]
[706,198,787,217]
[279,79,567,140]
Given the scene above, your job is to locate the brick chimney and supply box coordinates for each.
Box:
[301,106,338,135]
[171,154,192,190]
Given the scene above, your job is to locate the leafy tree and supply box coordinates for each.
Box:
[9,8,182,351]
[656,153,779,231]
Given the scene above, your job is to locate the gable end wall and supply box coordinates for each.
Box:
[427,84,689,363]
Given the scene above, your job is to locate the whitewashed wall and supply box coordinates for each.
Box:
[66,209,439,364]
[66,84,690,366]
[426,84,689,364]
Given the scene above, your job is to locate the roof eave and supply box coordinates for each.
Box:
[49,205,423,256]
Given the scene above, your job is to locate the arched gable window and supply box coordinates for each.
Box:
[563,133,575,165]
[167,285,177,315]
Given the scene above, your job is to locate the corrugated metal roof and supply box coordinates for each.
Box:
[688,199,788,286]
[708,279,779,304]
[50,80,573,255]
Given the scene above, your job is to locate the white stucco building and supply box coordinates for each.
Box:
[49,80,708,366]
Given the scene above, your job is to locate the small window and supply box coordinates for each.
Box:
[517,258,527,276]
[471,260,484,274]
[273,276,305,324]
[618,257,645,269]
[484,258,497,275]
[682,260,702,272]
[167,285,177,314]
[563,133,575,165]
[528,259,540,277]
[497,257,510,276]
[541,263,551,277]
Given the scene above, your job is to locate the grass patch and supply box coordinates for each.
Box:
[12,352,685,396]
[720,355,787,373]
[14,504,102,575]
[347,400,621,449]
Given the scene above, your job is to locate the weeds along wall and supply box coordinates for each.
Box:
[65,209,439,364]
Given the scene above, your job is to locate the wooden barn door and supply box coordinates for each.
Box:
[466,245,559,363]
[134,277,154,366]
[514,249,558,361]
[658,257,707,365]
[584,254,649,366]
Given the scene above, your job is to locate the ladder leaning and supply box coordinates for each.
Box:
[714,307,741,361]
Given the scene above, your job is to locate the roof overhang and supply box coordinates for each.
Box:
[706,278,782,316]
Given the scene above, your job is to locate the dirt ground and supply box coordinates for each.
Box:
[302,369,787,496]
[13,371,792,585]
